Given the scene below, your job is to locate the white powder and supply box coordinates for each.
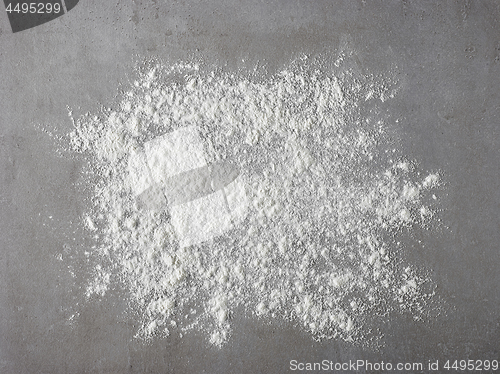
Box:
[67,56,443,347]
[423,173,440,188]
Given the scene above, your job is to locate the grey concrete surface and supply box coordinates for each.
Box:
[1,1,499,373]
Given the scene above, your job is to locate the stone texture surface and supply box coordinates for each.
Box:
[1,1,499,373]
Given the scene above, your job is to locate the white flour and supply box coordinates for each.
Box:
[68,56,443,347]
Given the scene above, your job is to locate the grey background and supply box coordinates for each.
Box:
[1,1,499,373]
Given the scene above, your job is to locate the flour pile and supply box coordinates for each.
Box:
[69,57,442,347]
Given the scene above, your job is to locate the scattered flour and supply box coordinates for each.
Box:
[67,56,443,347]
